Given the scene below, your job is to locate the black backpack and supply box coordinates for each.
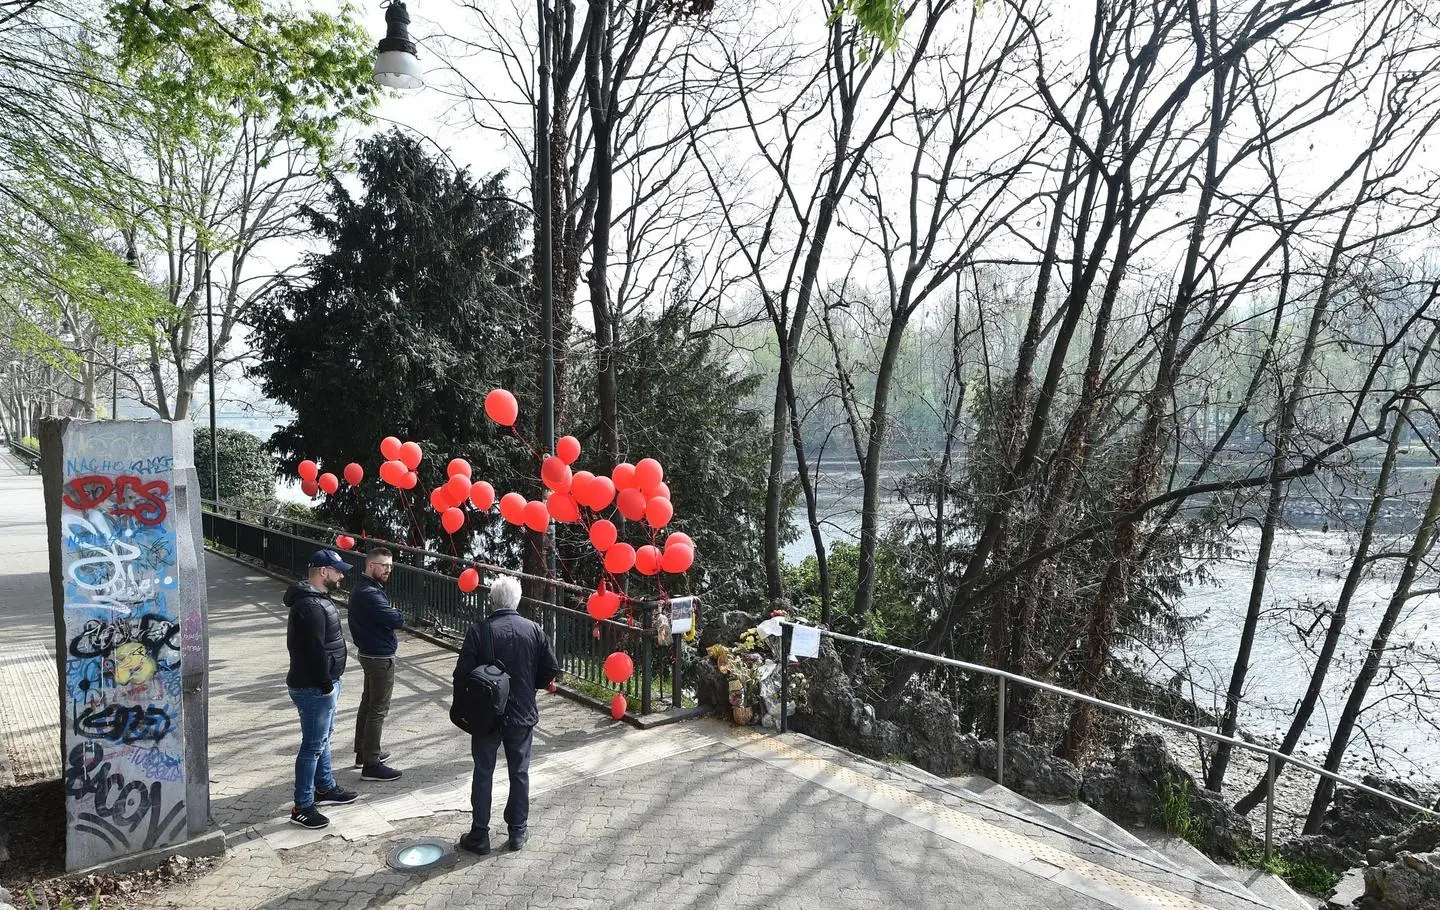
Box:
[451,617,511,734]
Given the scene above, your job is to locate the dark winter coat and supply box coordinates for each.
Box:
[286,581,347,691]
[452,607,558,727]
[348,575,403,658]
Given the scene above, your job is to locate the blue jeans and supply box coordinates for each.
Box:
[469,723,533,837]
[289,681,341,808]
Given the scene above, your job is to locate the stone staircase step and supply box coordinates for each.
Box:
[1039,797,1192,874]
[1217,864,1317,910]
[727,726,1282,910]
[1131,829,1289,907]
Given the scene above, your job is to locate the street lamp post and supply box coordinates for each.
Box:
[205,258,220,501]
[372,0,558,588]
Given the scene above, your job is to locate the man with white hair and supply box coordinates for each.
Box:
[453,575,558,855]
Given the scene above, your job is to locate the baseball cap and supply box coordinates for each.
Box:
[309,549,353,572]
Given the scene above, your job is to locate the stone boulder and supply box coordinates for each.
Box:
[1368,817,1440,865]
[694,654,731,715]
[1081,733,1252,859]
[976,733,1082,800]
[891,690,981,776]
[1283,834,1365,878]
[701,609,759,650]
[1322,776,1428,853]
[790,639,903,759]
[1358,851,1440,910]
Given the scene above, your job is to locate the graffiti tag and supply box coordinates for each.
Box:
[74,704,174,745]
[63,475,170,526]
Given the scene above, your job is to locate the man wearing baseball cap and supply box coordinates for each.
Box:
[285,549,360,828]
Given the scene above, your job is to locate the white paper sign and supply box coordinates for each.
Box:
[791,624,821,659]
[669,596,695,634]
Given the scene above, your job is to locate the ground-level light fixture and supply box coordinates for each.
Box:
[386,839,450,870]
[372,0,423,90]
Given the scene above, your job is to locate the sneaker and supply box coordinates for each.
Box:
[313,785,359,806]
[290,805,330,829]
[360,762,403,781]
[457,831,490,856]
[353,750,390,768]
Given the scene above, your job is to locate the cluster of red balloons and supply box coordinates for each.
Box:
[377,436,422,490]
[297,458,365,499]
[426,458,497,536]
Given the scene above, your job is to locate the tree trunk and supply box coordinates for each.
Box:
[1303,467,1440,833]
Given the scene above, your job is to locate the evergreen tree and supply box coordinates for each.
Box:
[251,130,535,552]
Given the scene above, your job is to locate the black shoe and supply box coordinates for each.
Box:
[508,831,527,851]
[290,805,330,829]
[313,785,359,806]
[361,762,403,781]
[458,832,490,856]
[353,750,390,768]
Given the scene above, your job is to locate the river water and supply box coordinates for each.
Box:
[783,460,1440,781]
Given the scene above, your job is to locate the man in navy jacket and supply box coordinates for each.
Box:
[348,546,404,781]
[285,549,359,829]
[453,575,558,855]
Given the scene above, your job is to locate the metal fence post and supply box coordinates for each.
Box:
[1265,755,1276,859]
[640,606,653,715]
[996,677,1006,788]
[780,623,793,734]
[671,631,681,710]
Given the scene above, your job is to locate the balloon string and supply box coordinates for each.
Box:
[508,425,542,462]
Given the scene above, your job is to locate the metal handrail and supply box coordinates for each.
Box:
[201,498,604,601]
[777,622,1435,857]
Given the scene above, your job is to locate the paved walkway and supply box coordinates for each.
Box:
[0,452,1272,909]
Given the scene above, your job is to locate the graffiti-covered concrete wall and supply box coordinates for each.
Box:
[41,418,211,871]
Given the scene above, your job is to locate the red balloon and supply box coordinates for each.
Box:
[570,470,594,504]
[318,472,339,495]
[469,481,495,511]
[547,492,580,523]
[499,492,527,524]
[634,458,663,493]
[447,458,472,479]
[379,460,405,486]
[661,542,694,574]
[445,474,472,505]
[645,496,673,528]
[541,455,571,492]
[589,519,618,552]
[666,531,694,550]
[616,488,647,522]
[343,463,364,486]
[400,471,418,490]
[604,651,634,684]
[298,459,319,482]
[611,693,627,720]
[336,534,356,551]
[586,586,620,621]
[398,441,423,470]
[634,545,661,576]
[300,479,319,497]
[652,481,671,500]
[603,542,636,574]
[556,435,581,465]
[430,487,450,512]
[524,499,550,533]
[458,567,479,593]
[612,462,637,490]
[442,507,466,534]
[587,476,616,511]
[380,436,402,460]
[485,389,519,427]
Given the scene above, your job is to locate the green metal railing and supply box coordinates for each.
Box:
[201,501,693,715]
